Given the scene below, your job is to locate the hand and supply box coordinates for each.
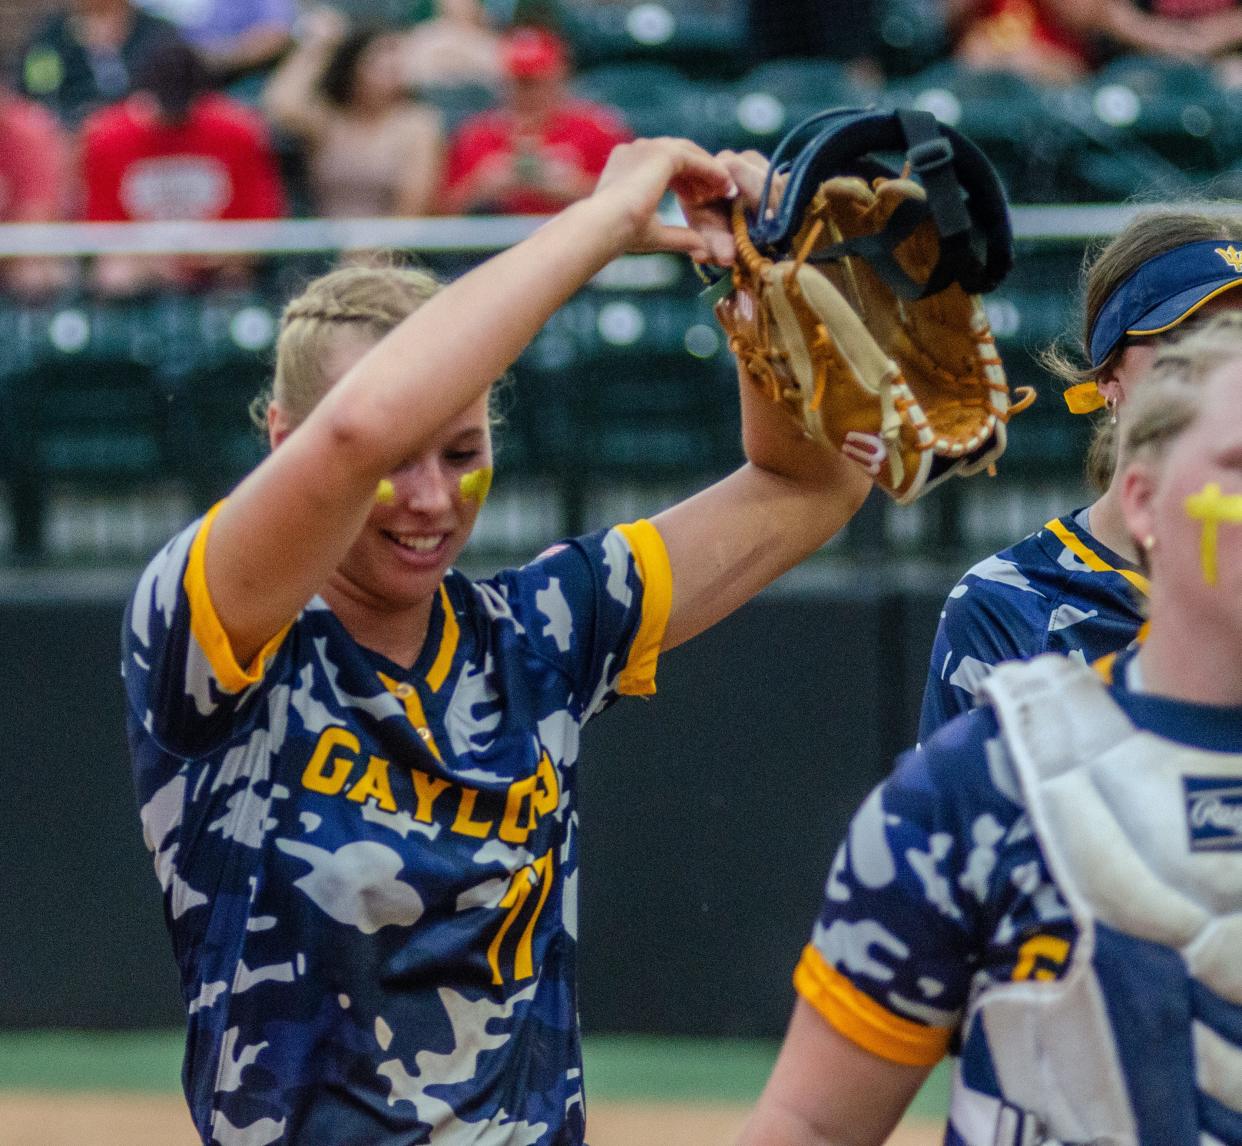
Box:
[297,6,349,47]
[589,137,737,260]
[683,148,785,267]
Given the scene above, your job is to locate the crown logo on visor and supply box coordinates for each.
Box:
[1215,245,1242,272]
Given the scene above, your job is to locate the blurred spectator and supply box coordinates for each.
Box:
[19,0,184,129]
[1059,0,1242,61]
[0,83,75,298]
[401,0,503,91]
[952,0,1242,83]
[136,0,297,85]
[263,8,444,218]
[949,0,1100,83]
[442,26,630,215]
[82,36,286,294]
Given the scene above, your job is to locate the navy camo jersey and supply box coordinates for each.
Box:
[123,503,671,1145]
[797,645,1242,1117]
[918,512,1147,743]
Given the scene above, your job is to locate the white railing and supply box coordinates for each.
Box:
[0,202,1232,258]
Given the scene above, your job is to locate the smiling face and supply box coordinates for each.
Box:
[272,325,493,616]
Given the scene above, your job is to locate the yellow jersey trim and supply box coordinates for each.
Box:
[793,944,951,1068]
[613,520,672,698]
[1126,279,1242,338]
[1044,518,1150,597]
[183,501,292,695]
[426,583,459,693]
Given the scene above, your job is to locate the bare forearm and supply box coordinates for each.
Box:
[323,196,627,475]
[262,39,331,132]
[200,25,291,72]
[737,1102,843,1146]
[738,363,873,504]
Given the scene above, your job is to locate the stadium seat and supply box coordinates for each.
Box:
[729,58,876,150]
[1087,55,1230,176]
[0,299,174,556]
[564,2,746,78]
[573,61,698,138]
[890,62,1072,204]
[566,289,737,474]
[161,292,279,509]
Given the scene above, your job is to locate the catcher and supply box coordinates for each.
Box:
[738,313,1242,1146]
[715,106,1031,504]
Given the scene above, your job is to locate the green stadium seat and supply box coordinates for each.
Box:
[564,2,745,78]
[161,292,279,509]
[889,62,1072,204]
[729,59,875,150]
[1087,55,1230,176]
[0,299,174,556]
[573,61,697,138]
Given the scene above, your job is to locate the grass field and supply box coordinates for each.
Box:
[0,1032,949,1145]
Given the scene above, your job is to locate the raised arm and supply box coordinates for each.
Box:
[206,138,738,667]
[261,7,343,141]
[653,151,872,651]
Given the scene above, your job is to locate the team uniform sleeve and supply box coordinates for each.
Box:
[495,520,672,721]
[121,503,291,759]
[796,710,1010,1067]
[917,571,1046,743]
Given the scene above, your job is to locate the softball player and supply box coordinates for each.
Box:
[919,209,1242,742]
[122,138,870,1145]
[740,313,1242,1146]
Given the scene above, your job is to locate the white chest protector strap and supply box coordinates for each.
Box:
[958,654,1242,1146]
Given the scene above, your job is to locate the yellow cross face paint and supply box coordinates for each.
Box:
[375,478,395,505]
[459,467,493,506]
[1184,481,1242,586]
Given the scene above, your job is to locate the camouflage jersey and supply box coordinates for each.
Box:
[918,511,1147,743]
[796,645,1242,1144]
[122,504,671,1145]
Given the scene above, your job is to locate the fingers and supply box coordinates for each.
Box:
[716,149,770,210]
[632,221,712,262]
[661,137,739,205]
[680,148,776,267]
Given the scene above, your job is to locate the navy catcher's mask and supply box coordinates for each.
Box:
[748,106,1014,302]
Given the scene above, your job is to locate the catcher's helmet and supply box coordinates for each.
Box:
[748,106,1013,301]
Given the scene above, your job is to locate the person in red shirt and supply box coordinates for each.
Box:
[82,35,286,293]
[0,83,74,298]
[441,26,631,216]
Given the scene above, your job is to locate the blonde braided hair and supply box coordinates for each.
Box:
[250,263,442,432]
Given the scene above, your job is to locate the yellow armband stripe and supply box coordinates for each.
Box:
[184,501,292,695]
[613,520,672,697]
[1044,518,1150,597]
[793,944,951,1068]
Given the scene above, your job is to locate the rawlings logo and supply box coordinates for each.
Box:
[1215,244,1242,272]
[1184,778,1242,851]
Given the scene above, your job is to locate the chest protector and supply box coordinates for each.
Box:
[950,655,1242,1146]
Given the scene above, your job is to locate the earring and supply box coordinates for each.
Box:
[1142,534,1155,552]
[1105,394,1119,426]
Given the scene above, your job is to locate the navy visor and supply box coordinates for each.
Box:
[1089,239,1242,367]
